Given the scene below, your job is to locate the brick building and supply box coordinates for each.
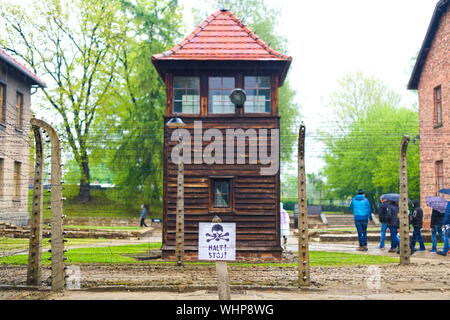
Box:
[0,49,46,226]
[408,0,449,224]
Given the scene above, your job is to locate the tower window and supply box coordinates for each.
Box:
[208,77,235,114]
[244,76,271,113]
[173,77,200,114]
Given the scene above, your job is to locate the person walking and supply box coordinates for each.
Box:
[280,202,290,250]
[349,189,373,251]
[436,201,450,256]
[139,204,149,228]
[377,197,389,249]
[386,200,400,253]
[430,208,444,252]
[409,200,426,253]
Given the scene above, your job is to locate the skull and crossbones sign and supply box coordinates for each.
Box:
[206,224,230,242]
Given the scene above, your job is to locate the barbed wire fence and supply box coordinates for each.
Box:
[0,108,447,289]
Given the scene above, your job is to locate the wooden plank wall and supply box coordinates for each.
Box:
[163,117,280,254]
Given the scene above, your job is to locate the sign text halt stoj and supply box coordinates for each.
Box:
[198,222,236,261]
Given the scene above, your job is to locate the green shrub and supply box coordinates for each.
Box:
[281,198,297,211]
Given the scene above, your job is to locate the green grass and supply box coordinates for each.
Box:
[321,211,349,215]
[312,227,380,233]
[0,237,110,253]
[307,251,397,266]
[28,185,160,219]
[0,242,162,265]
[0,242,398,267]
[49,225,142,231]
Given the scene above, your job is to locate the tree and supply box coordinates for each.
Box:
[326,72,402,134]
[307,172,325,202]
[322,104,419,206]
[193,0,299,163]
[90,0,182,209]
[0,0,126,202]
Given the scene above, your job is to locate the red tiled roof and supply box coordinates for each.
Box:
[152,9,292,61]
[0,49,46,87]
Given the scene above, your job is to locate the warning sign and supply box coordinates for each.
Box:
[198,222,236,261]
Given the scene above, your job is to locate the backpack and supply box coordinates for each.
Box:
[385,206,392,221]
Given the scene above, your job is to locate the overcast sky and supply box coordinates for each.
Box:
[180,0,437,174]
[8,0,438,175]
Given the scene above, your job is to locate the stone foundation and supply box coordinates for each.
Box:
[42,217,142,227]
[0,212,29,227]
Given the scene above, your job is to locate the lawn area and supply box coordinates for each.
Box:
[50,225,142,231]
[0,237,110,253]
[28,185,161,219]
[321,211,348,215]
[0,242,161,265]
[0,242,398,267]
[313,227,380,233]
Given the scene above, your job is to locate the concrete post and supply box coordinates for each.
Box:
[216,261,231,300]
[176,135,184,266]
[399,135,411,265]
[212,215,231,300]
[27,126,43,285]
[297,123,310,286]
[31,118,65,291]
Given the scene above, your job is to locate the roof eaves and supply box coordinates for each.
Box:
[408,0,448,90]
[0,49,46,88]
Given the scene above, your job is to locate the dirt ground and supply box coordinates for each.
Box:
[1,255,449,300]
[1,234,449,300]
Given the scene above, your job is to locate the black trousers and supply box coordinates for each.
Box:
[140,217,148,227]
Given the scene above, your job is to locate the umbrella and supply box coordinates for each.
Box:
[438,188,450,195]
[380,193,412,204]
[425,196,448,213]
[380,193,400,202]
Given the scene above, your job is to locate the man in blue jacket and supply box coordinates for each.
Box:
[349,189,373,251]
[437,201,450,256]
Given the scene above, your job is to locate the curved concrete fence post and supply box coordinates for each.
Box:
[27,125,44,286]
[30,118,65,291]
[399,135,411,265]
[297,123,310,286]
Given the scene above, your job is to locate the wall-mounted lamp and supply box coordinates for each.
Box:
[166,117,185,129]
[229,88,247,108]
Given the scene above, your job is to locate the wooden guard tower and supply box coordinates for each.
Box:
[152,9,292,260]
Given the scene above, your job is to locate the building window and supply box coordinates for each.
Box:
[0,83,5,124]
[211,178,232,209]
[434,85,442,127]
[173,77,200,114]
[0,158,3,197]
[436,160,444,193]
[16,92,23,129]
[244,76,271,113]
[14,161,21,200]
[208,77,235,114]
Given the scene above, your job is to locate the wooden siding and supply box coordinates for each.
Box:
[162,116,281,256]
